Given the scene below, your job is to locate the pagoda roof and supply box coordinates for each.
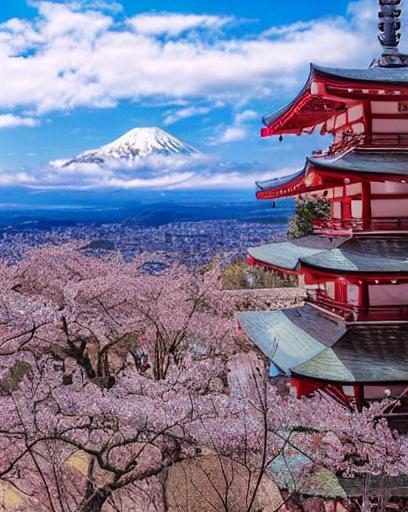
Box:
[237,307,408,384]
[247,236,343,272]
[236,305,346,373]
[301,236,408,275]
[261,63,408,137]
[312,64,408,86]
[293,324,408,384]
[248,236,408,275]
[256,168,305,195]
[257,148,408,199]
[308,148,408,176]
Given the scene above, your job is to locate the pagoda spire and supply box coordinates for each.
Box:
[372,0,408,66]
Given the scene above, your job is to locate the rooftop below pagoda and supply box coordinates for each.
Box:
[236,305,408,384]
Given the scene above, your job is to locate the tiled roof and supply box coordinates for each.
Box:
[301,237,408,274]
[308,149,408,176]
[268,450,347,500]
[262,63,408,131]
[236,305,346,374]
[248,236,344,271]
[237,307,408,383]
[293,324,408,383]
[313,63,408,85]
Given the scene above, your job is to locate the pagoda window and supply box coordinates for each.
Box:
[372,118,408,133]
[371,181,408,194]
[332,201,342,219]
[347,284,359,306]
[371,197,408,217]
[326,116,335,132]
[346,183,362,196]
[335,113,347,130]
[348,104,364,122]
[369,283,408,306]
[371,101,401,114]
[351,200,362,218]
[325,281,335,300]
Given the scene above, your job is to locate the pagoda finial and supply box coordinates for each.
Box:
[378,0,402,53]
[372,0,408,66]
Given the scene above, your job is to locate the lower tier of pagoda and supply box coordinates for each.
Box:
[236,305,408,407]
[247,235,408,322]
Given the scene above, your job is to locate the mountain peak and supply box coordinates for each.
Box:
[56,127,197,168]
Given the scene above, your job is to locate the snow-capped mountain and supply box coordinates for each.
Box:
[54,127,196,167]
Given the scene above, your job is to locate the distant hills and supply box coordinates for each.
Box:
[52,127,197,168]
[0,187,294,229]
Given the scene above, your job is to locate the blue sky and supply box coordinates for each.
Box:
[0,0,402,189]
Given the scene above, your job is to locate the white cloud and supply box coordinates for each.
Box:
[0,1,382,115]
[128,13,232,37]
[212,109,258,145]
[0,151,295,190]
[70,1,124,13]
[0,114,39,128]
[163,106,210,126]
[216,126,247,144]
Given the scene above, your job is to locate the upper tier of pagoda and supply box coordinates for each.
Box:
[258,63,408,234]
[261,64,408,139]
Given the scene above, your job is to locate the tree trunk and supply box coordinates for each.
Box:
[79,489,109,512]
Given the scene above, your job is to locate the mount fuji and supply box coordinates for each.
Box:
[53,127,197,168]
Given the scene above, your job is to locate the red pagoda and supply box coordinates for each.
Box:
[237,0,408,410]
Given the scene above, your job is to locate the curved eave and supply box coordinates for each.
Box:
[247,255,300,274]
[247,239,338,273]
[261,63,408,139]
[256,168,306,200]
[261,68,311,133]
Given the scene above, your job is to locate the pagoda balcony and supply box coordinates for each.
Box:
[312,217,408,236]
[308,292,408,322]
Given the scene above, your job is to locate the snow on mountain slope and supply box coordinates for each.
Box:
[54,127,197,167]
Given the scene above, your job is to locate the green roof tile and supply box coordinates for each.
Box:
[236,306,346,374]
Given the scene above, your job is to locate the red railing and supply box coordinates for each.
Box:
[312,133,408,158]
[312,217,408,235]
[307,293,408,322]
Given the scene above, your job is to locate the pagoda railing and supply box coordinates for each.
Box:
[312,133,408,158]
[312,217,408,235]
[308,293,408,322]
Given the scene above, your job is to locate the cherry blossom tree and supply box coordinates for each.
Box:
[0,245,406,512]
[0,245,242,383]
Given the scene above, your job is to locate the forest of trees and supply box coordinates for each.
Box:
[0,244,405,511]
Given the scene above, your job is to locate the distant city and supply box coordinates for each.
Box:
[0,220,287,266]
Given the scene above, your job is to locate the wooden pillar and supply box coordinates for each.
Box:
[354,384,364,411]
[361,180,371,227]
[359,281,369,317]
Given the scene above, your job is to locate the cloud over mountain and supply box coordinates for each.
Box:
[0,0,379,117]
[0,126,290,190]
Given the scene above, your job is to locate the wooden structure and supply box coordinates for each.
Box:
[238,0,408,411]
